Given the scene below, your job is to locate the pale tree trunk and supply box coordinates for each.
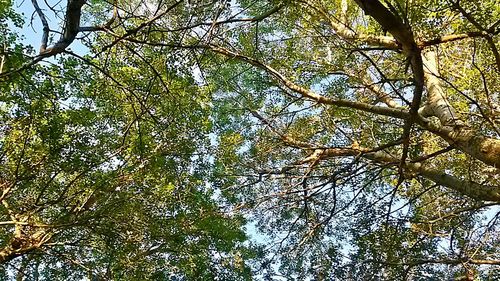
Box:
[415,50,500,167]
[419,50,462,126]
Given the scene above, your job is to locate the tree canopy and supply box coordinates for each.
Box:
[0,0,499,280]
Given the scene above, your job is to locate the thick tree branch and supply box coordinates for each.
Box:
[366,258,500,266]
[352,0,417,55]
[0,0,88,78]
[420,120,500,167]
[288,140,499,201]
[208,45,500,167]
[419,50,461,126]
[352,0,426,180]
[416,49,500,167]
[209,45,409,119]
[419,31,489,47]
[306,147,499,201]
[0,211,52,263]
[252,110,499,201]
[39,0,87,56]
[304,1,399,49]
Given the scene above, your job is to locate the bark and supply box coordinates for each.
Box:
[315,148,500,201]
[413,162,500,202]
[421,120,500,167]
[31,0,50,53]
[37,0,87,56]
[47,0,86,54]
[419,50,461,126]
[306,0,399,49]
[0,213,52,264]
[416,50,500,167]
[254,112,498,200]
[0,236,43,264]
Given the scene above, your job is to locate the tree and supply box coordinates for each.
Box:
[1,0,499,280]
[0,1,252,279]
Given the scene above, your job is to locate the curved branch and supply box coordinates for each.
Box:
[39,0,87,56]
[209,45,409,119]
[321,148,500,201]
[303,0,399,49]
[252,110,499,201]
[208,45,500,167]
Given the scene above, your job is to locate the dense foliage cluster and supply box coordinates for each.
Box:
[0,0,499,280]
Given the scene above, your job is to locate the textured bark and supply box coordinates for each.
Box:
[256,113,497,201]
[416,50,500,167]
[0,233,46,263]
[0,212,52,264]
[419,50,460,126]
[311,148,500,201]
[422,121,500,168]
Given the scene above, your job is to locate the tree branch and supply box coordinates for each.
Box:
[39,0,87,56]
[301,143,499,201]
[251,111,499,201]
[304,0,399,49]
[365,258,500,266]
[352,0,425,184]
[31,0,50,53]
[419,50,461,126]
[418,31,488,47]
[209,45,409,119]
[450,0,500,71]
